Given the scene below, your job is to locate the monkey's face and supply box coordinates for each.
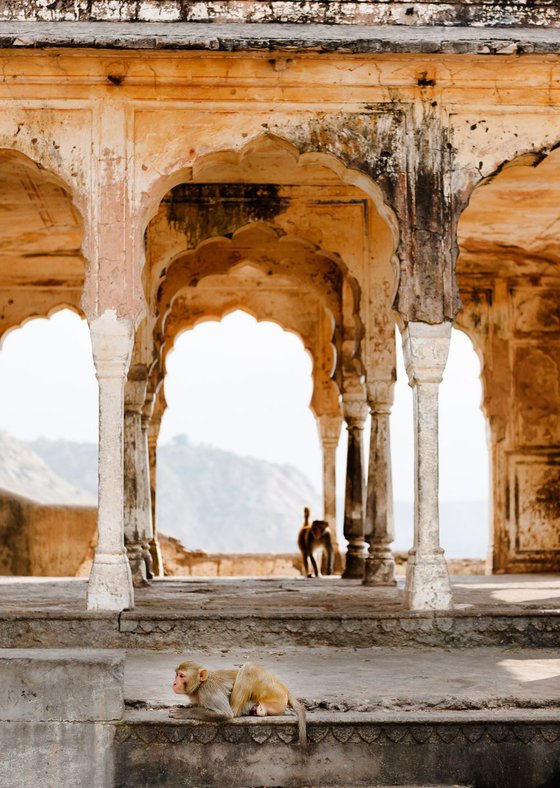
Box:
[172,669,191,695]
[172,663,208,695]
[172,665,198,695]
[311,521,327,538]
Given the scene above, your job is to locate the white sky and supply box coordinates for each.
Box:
[0,309,489,507]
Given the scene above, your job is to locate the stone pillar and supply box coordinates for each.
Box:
[318,414,343,569]
[402,321,453,610]
[146,418,164,577]
[87,311,134,611]
[124,368,154,586]
[363,383,396,586]
[341,395,368,579]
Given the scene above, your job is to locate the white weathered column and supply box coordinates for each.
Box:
[341,395,368,579]
[363,382,396,586]
[87,310,134,611]
[124,367,154,586]
[318,414,343,568]
[402,321,453,610]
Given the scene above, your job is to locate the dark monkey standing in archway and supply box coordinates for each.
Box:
[298,507,334,577]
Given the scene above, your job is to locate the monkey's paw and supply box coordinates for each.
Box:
[168,707,188,719]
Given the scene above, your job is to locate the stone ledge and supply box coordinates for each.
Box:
[120,707,560,744]
[0,648,125,721]
[114,710,560,787]
[3,22,560,55]
[2,609,560,648]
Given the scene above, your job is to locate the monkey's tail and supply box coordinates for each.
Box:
[288,692,307,747]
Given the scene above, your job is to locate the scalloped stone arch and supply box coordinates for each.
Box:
[0,148,89,337]
[458,144,560,274]
[159,287,340,419]
[0,147,89,270]
[155,222,359,341]
[0,303,85,351]
[140,132,399,256]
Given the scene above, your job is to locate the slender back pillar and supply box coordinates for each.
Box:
[341,395,368,579]
[142,417,165,577]
[87,310,134,611]
[363,383,396,586]
[402,321,453,610]
[318,414,343,568]
[124,370,155,586]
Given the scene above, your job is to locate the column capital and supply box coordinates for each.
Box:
[342,394,368,427]
[366,379,394,412]
[317,414,343,447]
[402,321,452,386]
[90,310,133,380]
[125,370,148,415]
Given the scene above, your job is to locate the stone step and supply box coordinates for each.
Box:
[115,709,559,788]
[2,606,559,649]
[2,576,559,650]
[2,647,559,788]
[125,646,560,716]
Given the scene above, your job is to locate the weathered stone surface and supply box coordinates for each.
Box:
[0,648,125,721]
[2,3,560,27]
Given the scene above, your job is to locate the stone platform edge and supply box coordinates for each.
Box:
[1,607,559,648]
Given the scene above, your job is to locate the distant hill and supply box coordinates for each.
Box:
[28,434,321,553]
[0,432,95,506]
[0,432,487,557]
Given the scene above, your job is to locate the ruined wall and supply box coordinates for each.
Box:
[0,490,96,576]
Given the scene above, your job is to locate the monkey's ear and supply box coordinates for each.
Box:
[198,668,209,682]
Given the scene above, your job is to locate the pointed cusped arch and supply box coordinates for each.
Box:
[159,286,340,419]
[140,132,399,249]
[0,148,89,338]
[458,145,560,277]
[154,222,358,342]
[0,303,85,351]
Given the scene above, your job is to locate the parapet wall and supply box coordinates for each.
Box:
[1,0,558,27]
[0,489,96,576]
[159,535,485,577]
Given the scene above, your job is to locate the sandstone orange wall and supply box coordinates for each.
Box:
[0,489,96,576]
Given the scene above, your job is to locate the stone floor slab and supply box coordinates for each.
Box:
[124,645,560,712]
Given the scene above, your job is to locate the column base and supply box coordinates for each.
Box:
[342,548,366,579]
[363,549,397,586]
[126,542,154,587]
[403,549,453,610]
[87,550,134,611]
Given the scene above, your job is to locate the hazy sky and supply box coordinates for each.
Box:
[0,308,489,505]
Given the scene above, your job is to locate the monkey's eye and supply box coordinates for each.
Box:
[178,672,185,678]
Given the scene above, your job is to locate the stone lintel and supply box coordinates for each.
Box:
[3,23,560,55]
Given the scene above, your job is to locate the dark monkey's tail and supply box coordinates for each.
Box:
[288,692,307,747]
